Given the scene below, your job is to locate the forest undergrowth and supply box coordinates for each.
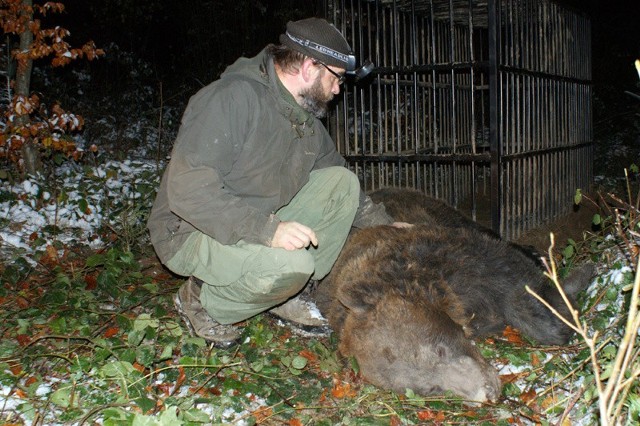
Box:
[0,159,638,425]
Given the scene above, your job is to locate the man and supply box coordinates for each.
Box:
[148,17,405,348]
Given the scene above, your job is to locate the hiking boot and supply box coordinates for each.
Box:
[173,277,242,348]
[269,281,331,337]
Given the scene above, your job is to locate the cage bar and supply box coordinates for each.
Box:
[326,0,592,238]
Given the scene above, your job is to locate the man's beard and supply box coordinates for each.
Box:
[299,77,333,119]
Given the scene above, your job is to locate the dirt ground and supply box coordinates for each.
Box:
[513,201,600,256]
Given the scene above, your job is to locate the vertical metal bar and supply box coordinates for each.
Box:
[372,0,381,175]
[488,0,501,235]
[447,0,457,205]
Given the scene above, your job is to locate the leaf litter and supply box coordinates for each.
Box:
[0,160,638,424]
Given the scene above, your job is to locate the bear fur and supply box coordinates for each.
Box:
[315,188,593,402]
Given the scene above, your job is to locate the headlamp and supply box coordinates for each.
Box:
[348,59,375,81]
[284,30,375,81]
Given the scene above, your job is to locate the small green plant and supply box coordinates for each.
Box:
[533,170,640,425]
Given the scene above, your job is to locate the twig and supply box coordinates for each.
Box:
[602,256,640,421]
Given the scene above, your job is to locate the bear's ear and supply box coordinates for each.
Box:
[337,282,381,314]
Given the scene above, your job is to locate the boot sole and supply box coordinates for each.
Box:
[267,313,332,338]
[173,292,240,349]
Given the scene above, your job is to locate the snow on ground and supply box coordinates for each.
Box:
[0,159,160,258]
[0,159,635,424]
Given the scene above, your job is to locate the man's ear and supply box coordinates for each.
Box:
[300,58,319,83]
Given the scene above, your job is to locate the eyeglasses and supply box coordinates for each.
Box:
[314,61,346,85]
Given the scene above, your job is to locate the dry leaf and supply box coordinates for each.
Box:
[104,327,119,338]
[503,325,524,344]
[520,388,537,404]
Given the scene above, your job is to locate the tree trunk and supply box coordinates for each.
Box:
[15,0,42,176]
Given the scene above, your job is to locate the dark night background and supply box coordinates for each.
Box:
[32,0,640,175]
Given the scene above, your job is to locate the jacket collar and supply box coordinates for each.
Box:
[260,52,315,128]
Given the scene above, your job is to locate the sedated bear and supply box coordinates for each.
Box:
[315,187,593,402]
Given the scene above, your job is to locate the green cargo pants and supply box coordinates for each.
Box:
[165,166,360,324]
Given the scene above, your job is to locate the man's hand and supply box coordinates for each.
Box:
[271,221,319,250]
[391,221,414,228]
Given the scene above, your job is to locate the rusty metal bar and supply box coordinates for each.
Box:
[325,0,591,238]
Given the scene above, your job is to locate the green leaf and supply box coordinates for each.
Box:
[185,337,206,347]
[2,265,21,284]
[250,359,265,372]
[134,396,156,414]
[133,313,159,331]
[157,406,183,425]
[16,402,37,422]
[562,244,575,259]
[605,286,619,302]
[592,213,602,226]
[164,321,183,337]
[158,344,174,362]
[602,344,618,360]
[574,188,582,205]
[49,316,68,334]
[349,356,360,375]
[94,348,113,363]
[128,329,146,347]
[100,360,136,378]
[97,270,118,289]
[86,253,105,267]
[136,345,155,367]
[142,282,159,293]
[119,250,137,267]
[16,319,31,335]
[182,408,211,422]
[119,348,137,364]
[78,198,89,214]
[291,355,308,370]
[50,386,73,408]
[102,407,132,423]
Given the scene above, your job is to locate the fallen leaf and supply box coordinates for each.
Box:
[500,372,524,384]
[520,388,537,404]
[84,274,98,290]
[252,406,273,423]
[503,326,524,344]
[45,245,59,262]
[331,381,357,399]
[16,334,31,346]
[133,362,146,373]
[13,388,27,398]
[299,349,317,363]
[104,327,119,338]
[417,409,436,421]
[390,416,402,426]
[16,296,29,309]
[175,366,186,390]
[540,394,560,410]
[530,352,541,367]
[559,417,572,426]
[157,383,172,396]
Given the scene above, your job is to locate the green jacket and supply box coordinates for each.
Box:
[147,49,392,264]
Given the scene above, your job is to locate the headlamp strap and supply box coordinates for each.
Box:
[285,31,356,69]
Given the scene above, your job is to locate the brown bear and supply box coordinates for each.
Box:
[315,188,592,402]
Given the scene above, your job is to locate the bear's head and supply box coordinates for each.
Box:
[337,286,502,402]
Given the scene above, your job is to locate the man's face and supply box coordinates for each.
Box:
[299,64,344,119]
